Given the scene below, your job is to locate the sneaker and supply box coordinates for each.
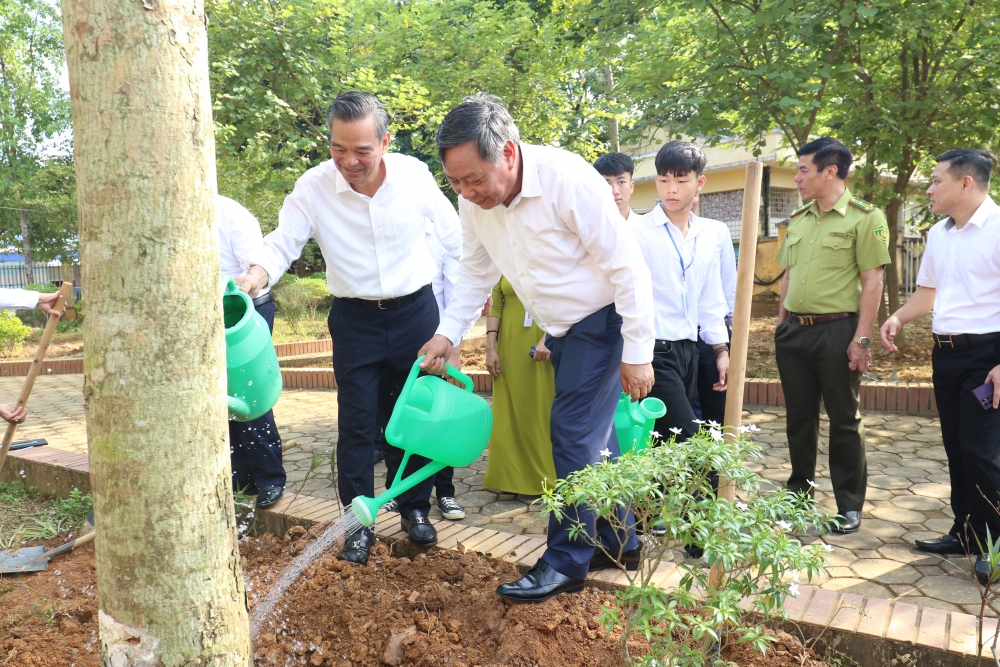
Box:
[437,496,465,520]
[381,499,398,513]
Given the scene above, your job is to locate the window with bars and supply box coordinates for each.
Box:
[695,186,800,240]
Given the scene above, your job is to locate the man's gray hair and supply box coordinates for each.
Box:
[326,91,390,139]
[436,93,520,163]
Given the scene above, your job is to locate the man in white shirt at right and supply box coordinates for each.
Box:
[880,148,1000,585]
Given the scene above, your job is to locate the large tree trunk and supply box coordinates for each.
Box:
[18,208,34,284]
[60,0,251,665]
[883,197,904,347]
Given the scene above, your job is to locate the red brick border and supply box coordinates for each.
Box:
[273,339,332,357]
[742,378,937,414]
[0,357,83,376]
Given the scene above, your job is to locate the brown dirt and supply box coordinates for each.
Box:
[0,527,826,667]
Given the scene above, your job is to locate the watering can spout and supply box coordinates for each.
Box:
[227,395,253,421]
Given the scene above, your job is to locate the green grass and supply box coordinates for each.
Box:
[0,481,93,550]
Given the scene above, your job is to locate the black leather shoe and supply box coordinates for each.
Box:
[256,486,284,508]
[976,555,994,586]
[496,561,586,602]
[401,509,437,547]
[337,527,373,566]
[373,448,385,465]
[589,547,642,572]
[915,534,968,555]
[829,510,862,534]
[684,544,705,560]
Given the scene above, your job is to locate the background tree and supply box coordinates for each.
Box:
[61,0,252,662]
[0,0,70,280]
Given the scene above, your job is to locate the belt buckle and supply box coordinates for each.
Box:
[377,299,387,310]
[797,315,814,326]
[936,335,954,348]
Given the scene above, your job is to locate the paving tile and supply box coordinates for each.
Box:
[918,575,982,605]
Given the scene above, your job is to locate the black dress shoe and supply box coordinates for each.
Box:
[401,509,437,547]
[373,448,385,465]
[589,547,642,572]
[976,554,995,586]
[256,486,284,508]
[337,527,373,565]
[915,534,968,555]
[829,510,861,534]
[496,560,586,603]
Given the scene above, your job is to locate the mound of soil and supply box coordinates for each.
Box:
[0,527,826,667]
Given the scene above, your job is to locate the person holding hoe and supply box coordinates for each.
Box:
[0,288,64,425]
[419,93,655,603]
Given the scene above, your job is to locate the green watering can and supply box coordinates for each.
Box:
[223,279,282,422]
[351,357,493,526]
[614,391,667,454]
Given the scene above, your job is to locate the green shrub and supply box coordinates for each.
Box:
[0,310,33,356]
[273,275,331,332]
[539,425,832,667]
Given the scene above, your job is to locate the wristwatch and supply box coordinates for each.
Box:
[854,336,871,348]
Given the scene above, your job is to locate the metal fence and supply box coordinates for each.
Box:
[902,237,925,298]
[0,263,80,299]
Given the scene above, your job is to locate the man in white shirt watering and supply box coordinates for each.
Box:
[217,195,286,508]
[880,148,1000,584]
[236,91,465,565]
[419,94,656,603]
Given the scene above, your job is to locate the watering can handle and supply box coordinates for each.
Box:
[224,278,239,295]
[386,356,474,445]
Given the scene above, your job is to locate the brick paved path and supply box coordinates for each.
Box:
[3,375,992,616]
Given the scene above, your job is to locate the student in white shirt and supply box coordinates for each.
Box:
[236,92,466,565]
[593,152,643,223]
[419,94,655,603]
[634,141,730,440]
[217,195,286,509]
[880,149,1000,584]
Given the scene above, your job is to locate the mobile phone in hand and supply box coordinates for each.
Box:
[973,381,995,410]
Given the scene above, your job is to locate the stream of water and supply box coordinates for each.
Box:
[248,507,363,641]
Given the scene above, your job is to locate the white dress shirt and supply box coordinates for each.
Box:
[437,143,655,364]
[250,153,462,299]
[699,217,737,317]
[916,196,1000,335]
[217,195,269,296]
[0,288,39,310]
[634,206,729,345]
[424,218,471,338]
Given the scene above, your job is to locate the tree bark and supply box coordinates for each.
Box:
[60,0,251,665]
[883,197,904,347]
[603,64,619,153]
[18,208,34,285]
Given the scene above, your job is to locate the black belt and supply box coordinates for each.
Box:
[340,284,430,310]
[252,292,273,307]
[788,312,857,326]
[933,332,1000,348]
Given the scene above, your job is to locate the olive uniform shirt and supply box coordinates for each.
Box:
[776,188,892,314]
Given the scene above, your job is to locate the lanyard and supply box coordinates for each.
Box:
[664,221,696,281]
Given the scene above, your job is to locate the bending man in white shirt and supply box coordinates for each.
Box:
[419,94,656,603]
[236,92,465,565]
[0,288,63,424]
[217,195,286,509]
[880,149,1000,584]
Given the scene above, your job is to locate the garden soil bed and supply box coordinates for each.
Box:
[0,526,826,667]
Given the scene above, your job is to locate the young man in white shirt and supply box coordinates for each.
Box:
[593,152,643,223]
[419,94,655,603]
[217,195,286,509]
[880,148,1000,584]
[634,141,731,440]
[236,92,466,565]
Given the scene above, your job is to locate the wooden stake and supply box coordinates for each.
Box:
[708,161,763,590]
[0,282,71,472]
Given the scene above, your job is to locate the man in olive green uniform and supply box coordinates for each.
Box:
[775,137,891,534]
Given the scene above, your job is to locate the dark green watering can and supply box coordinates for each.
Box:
[613,391,667,454]
[223,279,282,421]
[352,357,493,525]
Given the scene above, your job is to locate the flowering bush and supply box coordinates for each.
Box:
[538,424,833,667]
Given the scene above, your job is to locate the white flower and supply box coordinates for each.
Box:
[650,430,661,439]
[775,520,792,531]
[822,544,834,553]
[708,420,721,427]
[599,448,612,459]
[788,582,800,597]
[740,423,760,433]
[693,419,706,424]
[669,427,683,435]
[709,428,723,442]
[806,479,817,488]
[735,501,748,511]
[791,572,800,584]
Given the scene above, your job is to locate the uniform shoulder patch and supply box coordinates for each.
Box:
[873,223,889,245]
[790,202,813,218]
[849,197,877,213]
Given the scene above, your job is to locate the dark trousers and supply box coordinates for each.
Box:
[330,287,439,518]
[541,304,639,580]
[775,317,866,511]
[933,338,1000,549]
[696,326,731,425]
[649,339,700,440]
[230,299,285,489]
